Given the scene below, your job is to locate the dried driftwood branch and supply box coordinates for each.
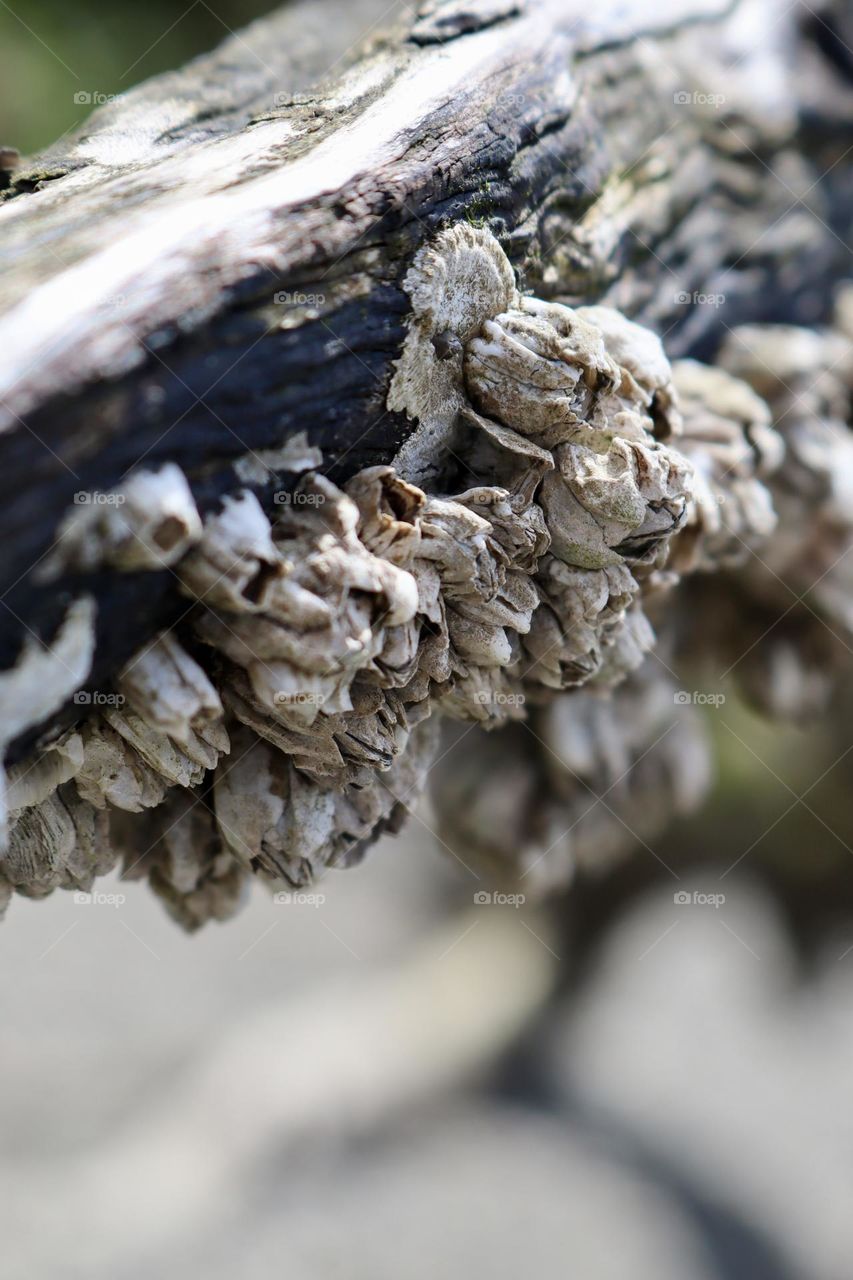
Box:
[1,0,851,924]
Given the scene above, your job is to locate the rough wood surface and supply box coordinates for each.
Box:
[0,0,850,765]
[0,0,845,757]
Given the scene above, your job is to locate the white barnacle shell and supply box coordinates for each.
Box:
[118,632,224,744]
[0,597,96,754]
[210,724,343,886]
[576,304,682,437]
[431,666,711,893]
[5,732,83,814]
[107,464,202,570]
[0,597,96,855]
[38,463,201,580]
[464,303,621,447]
[523,558,640,689]
[75,720,170,812]
[4,784,114,896]
[670,359,781,572]
[344,466,425,566]
[404,223,516,341]
[194,473,419,723]
[700,313,853,713]
[102,706,228,789]
[542,436,691,569]
[233,430,323,485]
[114,789,248,931]
[436,667,528,727]
[453,484,549,574]
[459,406,554,500]
[178,491,282,611]
[389,225,518,481]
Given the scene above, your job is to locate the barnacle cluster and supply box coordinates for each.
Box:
[431,663,712,894]
[0,227,787,924]
[675,292,853,718]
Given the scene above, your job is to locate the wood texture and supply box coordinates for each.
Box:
[0,0,850,763]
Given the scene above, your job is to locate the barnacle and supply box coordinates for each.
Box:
[669,359,781,573]
[37,464,202,580]
[177,490,281,611]
[430,663,712,893]
[0,226,786,925]
[677,297,853,718]
[389,224,517,479]
[213,715,440,888]
[118,633,224,744]
[4,784,114,899]
[192,474,419,723]
[114,789,249,931]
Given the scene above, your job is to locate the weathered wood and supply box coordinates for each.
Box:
[0,0,850,767]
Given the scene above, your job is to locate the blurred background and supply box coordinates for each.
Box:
[3,3,853,1278]
[0,0,279,156]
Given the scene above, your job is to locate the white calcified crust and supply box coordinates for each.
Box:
[118,633,223,744]
[0,597,96,858]
[0,598,96,750]
[37,463,202,580]
[390,225,517,484]
[0,228,784,926]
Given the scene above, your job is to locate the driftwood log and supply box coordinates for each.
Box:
[1,0,851,923]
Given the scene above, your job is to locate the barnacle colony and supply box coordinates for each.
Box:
[0,227,785,924]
